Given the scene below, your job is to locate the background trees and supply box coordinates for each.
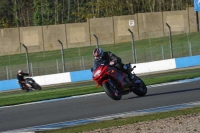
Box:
[0,0,194,28]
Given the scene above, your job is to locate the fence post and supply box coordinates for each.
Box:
[166,23,173,58]
[21,43,30,73]
[58,40,66,72]
[128,29,137,64]
[196,11,199,32]
[30,63,33,76]
[188,42,192,56]
[161,46,164,60]
[135,49,138,63]
[186,30,192,56]
[56,59,59,73]
[93,34,99,48]
[82,56,85,70]
[6,66,9,79]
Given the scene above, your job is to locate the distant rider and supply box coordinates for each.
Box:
[92,48,134,79]
[17,70,31,90]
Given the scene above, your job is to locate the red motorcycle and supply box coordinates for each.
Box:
[92,63,147,100]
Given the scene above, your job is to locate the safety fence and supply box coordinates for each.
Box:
[1,54,200,92]
[0,28,200,80]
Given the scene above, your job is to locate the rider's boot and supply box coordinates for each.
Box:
[127,74,136,84]
[123,64,136,81]
[124,76,131,83]
[21,87,27,91]
[20,84,25,90]
[123,64,140,91]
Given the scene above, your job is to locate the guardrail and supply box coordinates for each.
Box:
[1,55,200,92]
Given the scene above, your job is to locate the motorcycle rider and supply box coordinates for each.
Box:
[93,48,135,80]
[17,70,31,90]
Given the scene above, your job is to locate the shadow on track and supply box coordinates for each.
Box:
[123,87,200,100]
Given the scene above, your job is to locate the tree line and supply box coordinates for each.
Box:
[0,0,194,28]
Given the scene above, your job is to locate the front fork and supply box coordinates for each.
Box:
[106,79,121,95]
[107,79,116,90]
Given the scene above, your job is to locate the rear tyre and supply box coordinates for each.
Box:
[132,76,147,96]
[22,86,29,92]
[102,82,122,100]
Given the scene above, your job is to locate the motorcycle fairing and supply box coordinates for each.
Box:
[92,65,130,89]
[93,65,108,86]
[105,67,128,88]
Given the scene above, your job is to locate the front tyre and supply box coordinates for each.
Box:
[102,82,122,100]
[33,83,42,90]
[132,76,147,96]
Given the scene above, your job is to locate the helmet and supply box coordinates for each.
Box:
[93,48,104,60]
[18,70,23,74]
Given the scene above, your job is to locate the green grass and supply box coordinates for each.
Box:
[0,86,102,106]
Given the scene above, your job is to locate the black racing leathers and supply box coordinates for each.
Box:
[93,51,124,72]
[17,73,29,89]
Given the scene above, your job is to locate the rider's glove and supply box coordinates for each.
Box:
[109,60,116,66]
[123,65,128,70]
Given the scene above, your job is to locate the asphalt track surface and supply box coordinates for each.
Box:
[1,79,200,132]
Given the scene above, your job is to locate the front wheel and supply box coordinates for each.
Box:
[132,76,147,96]
[33,83,42,90]
[102,82,122,100]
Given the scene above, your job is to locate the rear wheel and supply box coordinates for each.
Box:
[22,85,29,92]
[132,76,147,96]
[102,82,122,100]
[23,87,29,92]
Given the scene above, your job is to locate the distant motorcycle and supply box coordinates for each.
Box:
[92,63,147,100]
[21,77,42,92]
